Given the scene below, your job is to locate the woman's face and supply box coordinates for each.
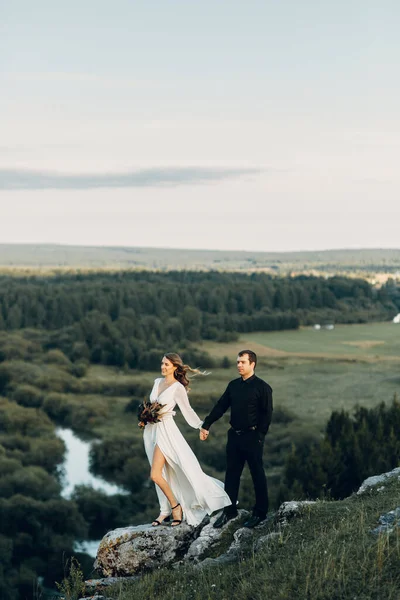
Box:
[161,356,177,378]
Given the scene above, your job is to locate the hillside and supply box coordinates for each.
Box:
[1,244,400,276]
[75,469,400,600]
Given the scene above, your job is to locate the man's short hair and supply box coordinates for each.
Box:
[238,349,257,368]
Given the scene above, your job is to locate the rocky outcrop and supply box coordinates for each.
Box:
[93,510,253,579]
[356,466,400,495]
[371,507,400,535]
[86,467,400,594]
[92,502,320,581]
[184,510,248,562]
[94,521,202,577]
[275,500,316,524]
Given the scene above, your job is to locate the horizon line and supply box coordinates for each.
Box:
[1,242,400,255]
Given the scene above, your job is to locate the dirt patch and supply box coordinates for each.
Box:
[342,341,385,349]
[203,342,373,362]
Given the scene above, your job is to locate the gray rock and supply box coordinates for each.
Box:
[84,576,138,592]
[255,531,282,551]
[184,516,224,560]
[79,596,111,600]
[370,507,400,535]
[227,527,253,555]
[94,522,201,577]
[276,500,316,524]
[357,467,400,495]
[193,553,238,569]
[185,510,249,561]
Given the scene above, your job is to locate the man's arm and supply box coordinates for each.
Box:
[201,385,231,431]
[258,383,273,436]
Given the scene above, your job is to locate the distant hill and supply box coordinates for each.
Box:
[1,244,400,275]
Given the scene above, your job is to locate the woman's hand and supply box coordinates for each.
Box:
[199,428,209,441]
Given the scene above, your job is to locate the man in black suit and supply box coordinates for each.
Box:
[200,349,273,528]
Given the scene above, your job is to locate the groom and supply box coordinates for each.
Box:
[200,350,273,528]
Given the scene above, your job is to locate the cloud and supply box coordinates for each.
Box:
[0,167,261,190]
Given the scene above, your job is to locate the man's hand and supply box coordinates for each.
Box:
[199,428,209,441]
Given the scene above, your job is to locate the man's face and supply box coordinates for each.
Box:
[236,354,255,379]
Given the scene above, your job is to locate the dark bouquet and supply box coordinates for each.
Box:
[137,399,165,428]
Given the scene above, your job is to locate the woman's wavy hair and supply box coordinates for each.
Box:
[164,352,206,389]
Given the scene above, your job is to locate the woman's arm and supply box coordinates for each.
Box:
[174,384,203,429]
[147,378,158,401]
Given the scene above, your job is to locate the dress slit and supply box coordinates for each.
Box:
[143,378,231,526]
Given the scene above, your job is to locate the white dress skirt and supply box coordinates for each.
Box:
[143,378,231,526]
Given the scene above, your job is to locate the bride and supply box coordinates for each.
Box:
[142,352,231,527]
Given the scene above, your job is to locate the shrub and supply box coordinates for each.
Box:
[283,397,400,500]
[44,349,72,367]
[42,392,72,423]
[11,385,43,408]
[272,405,297,424]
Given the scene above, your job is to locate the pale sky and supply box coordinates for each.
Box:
[1,0,399,252]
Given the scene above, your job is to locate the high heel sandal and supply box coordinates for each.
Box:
[151,514,171,527]
[170,503,182,527]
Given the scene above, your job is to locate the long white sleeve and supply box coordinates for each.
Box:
[149,378,160,401]
[174,384,203,429]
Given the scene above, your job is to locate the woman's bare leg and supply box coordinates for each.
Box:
[151,445,181,524]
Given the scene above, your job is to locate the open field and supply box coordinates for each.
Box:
[3,320,398,445]
[77,322,400,442]
[93,357,400,437]
[195,322,400,430]
[1,244,400,276]
[247,321,400,358]
[201,321,400,360]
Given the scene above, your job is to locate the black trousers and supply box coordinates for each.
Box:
[224,428,268,517]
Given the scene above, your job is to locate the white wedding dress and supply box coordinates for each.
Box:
[143,378,231,526]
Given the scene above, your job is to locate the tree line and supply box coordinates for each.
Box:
[0,271,397,369]
[0,371,149,599]
[281,396,400,501]
[0,397,92,600]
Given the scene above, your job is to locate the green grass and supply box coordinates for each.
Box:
[194,322,400,430]
[103,476,400,600]
[245,322,400,357]
[90,357,400,440]
[258,359,400,427]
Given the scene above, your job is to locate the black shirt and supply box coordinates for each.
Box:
[202,374,273,436]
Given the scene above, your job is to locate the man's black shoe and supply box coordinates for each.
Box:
[213,511,237,529]
[243,514,266,528]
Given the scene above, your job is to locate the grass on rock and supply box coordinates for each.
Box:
[105,476,400,600]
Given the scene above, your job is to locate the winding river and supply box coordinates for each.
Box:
[56,427,128,557]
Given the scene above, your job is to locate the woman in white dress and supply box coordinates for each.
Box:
[142,352,231,527]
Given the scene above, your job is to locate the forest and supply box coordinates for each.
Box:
[0,270,399,599]
[281,397,400,501]
[1,271,399,370]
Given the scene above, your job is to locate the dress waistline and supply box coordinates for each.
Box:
[153,413,175,422]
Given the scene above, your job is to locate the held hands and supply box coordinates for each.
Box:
[199,427,209,441]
